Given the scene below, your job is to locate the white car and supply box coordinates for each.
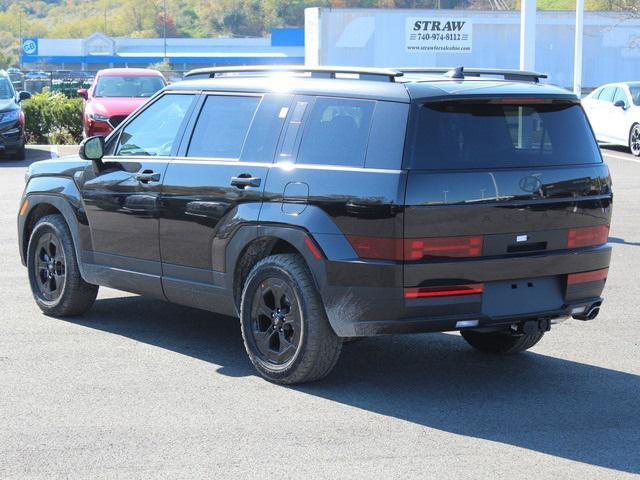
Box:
[582,82,640,156]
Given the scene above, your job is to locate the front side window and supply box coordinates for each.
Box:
[187,95,260,158]
[95,75,165,98]
[630,84,640,106]
[297,97,375,167]
[115,94,194,157]
[410,101,601,170]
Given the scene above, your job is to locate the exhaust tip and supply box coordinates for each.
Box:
[573,302,602,321]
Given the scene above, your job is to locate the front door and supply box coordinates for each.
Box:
[159,93,293,312]
[80,92,196,297]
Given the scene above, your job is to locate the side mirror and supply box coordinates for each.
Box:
[614,100,627,109]
[18,91,31,102]
[77,88,88,100]
[79,135,105,162]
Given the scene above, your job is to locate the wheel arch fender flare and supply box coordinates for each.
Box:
[223,223,330,309]
[19,188,89,281]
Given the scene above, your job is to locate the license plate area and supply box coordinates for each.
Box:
[482,276,563,317]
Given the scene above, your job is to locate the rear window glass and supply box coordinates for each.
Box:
[297,97,375,167]
[409,101,601,170]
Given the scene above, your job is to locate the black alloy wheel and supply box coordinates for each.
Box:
[250,278,302,366]
[33,232,66,303]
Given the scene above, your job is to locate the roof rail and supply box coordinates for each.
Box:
[183,65,404,83]
[400,67,548,83]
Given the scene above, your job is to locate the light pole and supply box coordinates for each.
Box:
[520,0,536,71]
[163,0,168,62]
[573,0,584,96]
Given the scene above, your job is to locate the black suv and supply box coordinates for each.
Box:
[17,66,612,384]
[0,69,30,160]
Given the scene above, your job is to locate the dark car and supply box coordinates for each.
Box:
[0,70,31,159]
[17,66,612,384]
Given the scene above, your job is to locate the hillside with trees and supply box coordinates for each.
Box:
[0,0,637,68]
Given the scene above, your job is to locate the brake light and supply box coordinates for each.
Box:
[404,284,484,299]
[405,235,483,260]
[567,268,608,285]
[346,235,484,261]
[567,225,609,248]
[346,236,403,261]
[19,110,25,128]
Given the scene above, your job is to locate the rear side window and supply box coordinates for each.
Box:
[409,101,601,170]
[297,97,375,167]
[187,95,260,159]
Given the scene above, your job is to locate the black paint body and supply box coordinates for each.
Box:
[18,76,612,336]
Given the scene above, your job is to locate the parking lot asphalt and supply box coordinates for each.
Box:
[1,146,638,479]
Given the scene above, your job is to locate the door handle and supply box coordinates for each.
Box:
[230,174,261,189]
[136,170,161,183]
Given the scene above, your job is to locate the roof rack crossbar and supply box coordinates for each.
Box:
[184,65,404,82]
[400,67,548,83]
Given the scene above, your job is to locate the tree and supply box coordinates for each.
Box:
[155,11,178,37]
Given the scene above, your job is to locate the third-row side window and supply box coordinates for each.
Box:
[297,97,375,167]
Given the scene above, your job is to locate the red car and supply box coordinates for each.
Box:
[78,68,166,137]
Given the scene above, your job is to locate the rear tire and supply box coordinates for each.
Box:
[27,214,98,317]
[461,330,544,354]
[240,254,342,384]
[629,123,640,157]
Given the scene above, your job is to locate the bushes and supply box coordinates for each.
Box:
[22,89,83,145]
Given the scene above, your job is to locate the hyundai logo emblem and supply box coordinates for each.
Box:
[519,175,543,193]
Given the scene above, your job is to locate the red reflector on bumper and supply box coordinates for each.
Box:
[404,284,484,299]
[567,225,609,249]
[567,268,609,285]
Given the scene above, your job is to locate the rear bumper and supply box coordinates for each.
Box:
[319,244,611,337]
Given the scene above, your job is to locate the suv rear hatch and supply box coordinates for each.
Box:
[403,98,611,318]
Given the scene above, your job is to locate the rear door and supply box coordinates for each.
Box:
[159,93,292,312]
[403,99,611,311]
[80,92,196,297]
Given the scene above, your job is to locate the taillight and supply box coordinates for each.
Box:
[405,235,483,260]
[346,235,484,261]
[567,225,609,249]
[19,110,25,128]
[567,268,608,285]
[346,236,403,261]
[404,284,484,299]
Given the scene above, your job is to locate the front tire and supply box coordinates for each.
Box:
[27,214,98,317]
[629,123,640,157]
[240,254,342,384]
[461,330,544,354]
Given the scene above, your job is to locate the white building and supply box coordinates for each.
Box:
[305,8,640,89]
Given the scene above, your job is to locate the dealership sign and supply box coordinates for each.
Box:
[22,38,38,56]
[406,18,472,53]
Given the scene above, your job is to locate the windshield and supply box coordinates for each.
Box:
[629,85,640,106]
[0,77,15,100]
[409,101,601,170]
[94,75,165,98]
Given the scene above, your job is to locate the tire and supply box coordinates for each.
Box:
[461,330,544,354]
[629,123,640,157]
[239,254,342,384]
[27,214,98,317]
[14,142,26,161]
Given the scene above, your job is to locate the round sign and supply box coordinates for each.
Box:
[22,39,37,55]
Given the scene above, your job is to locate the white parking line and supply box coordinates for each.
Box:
[601,151,640,164]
